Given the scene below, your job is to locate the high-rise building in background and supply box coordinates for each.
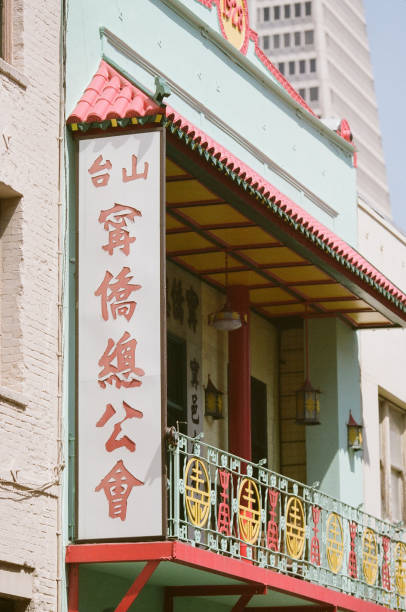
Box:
[250,0,391,219]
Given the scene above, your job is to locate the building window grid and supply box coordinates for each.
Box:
[278,61,285,75]
[273,33,280,49]
[299,59,306,74]
[263,35,270,50]
[284,32,290,48]
[380,399,406,523]
[274,5,280,20]
[305,29,314,45]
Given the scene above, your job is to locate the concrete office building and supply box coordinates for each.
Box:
[251,0,391,219]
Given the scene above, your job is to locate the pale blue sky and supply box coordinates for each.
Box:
[364,0,406,234]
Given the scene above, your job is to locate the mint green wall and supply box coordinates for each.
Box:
[65,0,357,245]
[306,318,363,507]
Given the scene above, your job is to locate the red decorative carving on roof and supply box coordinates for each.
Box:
[67,60,163,124]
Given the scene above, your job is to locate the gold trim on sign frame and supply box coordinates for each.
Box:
[238,477,261,544]
[184,457,210,528]
[326,512,344,574]
[285,496,306,559]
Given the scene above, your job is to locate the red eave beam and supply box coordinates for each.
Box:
[66,541,394,612]
[114,560,160,612]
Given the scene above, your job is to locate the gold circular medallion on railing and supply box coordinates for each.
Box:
[238,477,261,544]
[184,457,210,528]
[326,512,344,574]
[395,542,406,596]
[362,528,378,585]
[285,496,306,559]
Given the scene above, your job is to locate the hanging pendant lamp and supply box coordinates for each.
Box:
[208,250,245,332]
[296,306,321,425]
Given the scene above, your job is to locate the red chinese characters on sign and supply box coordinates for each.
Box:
[88,155,112,188]
[98,331,145,389]
[95,266,141,322]
[95,459,143,521]
[122,154,149,182]
[99,203,141,256]
[96,401,143,453]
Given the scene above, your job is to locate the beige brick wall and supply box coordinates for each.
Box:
[0,1,60,610]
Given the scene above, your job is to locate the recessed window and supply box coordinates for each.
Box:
[263,35,270,50]
[305,29,314,44]
[299,59,306,73]
[263,7,270,21]
[167,334,187,434]
[305,1,312,16]
[274,5,281,20]
[284,32,290,47]
[294,31,301,46]
[251,377,268,465]
[294,2,301,17]
[299,88,306,99]
[278,61,285,75]
[284,4,291,18]
[0,0,12,63]
[309,86,319,101]
[310,58,316,72]
[380,399,406,522]
[289,61,295,75]
[273,34,280,49]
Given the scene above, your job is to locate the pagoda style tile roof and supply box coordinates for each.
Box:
[67,60,163,124]
[67,60,406,322]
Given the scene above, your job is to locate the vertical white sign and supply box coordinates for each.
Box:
[77,131,164,540]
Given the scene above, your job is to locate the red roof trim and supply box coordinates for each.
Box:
[67,60,163,124]
[66,60,406,311]
[165,105,406,308]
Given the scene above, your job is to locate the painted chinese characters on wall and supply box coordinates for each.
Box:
[78,132,163,540]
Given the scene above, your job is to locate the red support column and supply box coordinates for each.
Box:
[227,285,251,462]
[68,564,79,612]
[114,560,160,612]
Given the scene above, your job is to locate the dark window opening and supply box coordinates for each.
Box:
[263,35,270,50]
[299,59,306,73]
[251,377,268,465]
[274,5,281,20]
[309,86,319,101]
[305,1,312,16]
[284,32,290,47]
[289,60,295,75]
[167,334,187,434]
[294,2,301,17]
[278,61,285,75]
[310,58,316,72]
[263,7,270,21]
[273,34,280,48]
[305,29,314,44]
[284,4,291,18]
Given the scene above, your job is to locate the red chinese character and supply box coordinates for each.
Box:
[88,154,112,188]
[122,154,149,182]
[98,203,141,256]
[94,266,141,322]
[96,401,143,452]
[217,470,231,536]
[95,460,143,521]
[98,331,145,389]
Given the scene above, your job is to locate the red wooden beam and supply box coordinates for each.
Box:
[67,564,79,612]
[65,542,394,612]
[165,584,266,597]
[232,593,255,611]
[114,560,159,612]
[247,607,333,612]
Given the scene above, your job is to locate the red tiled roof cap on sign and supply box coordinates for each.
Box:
[67,60,163,124]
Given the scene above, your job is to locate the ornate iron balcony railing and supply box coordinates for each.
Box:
[167,432,406,610]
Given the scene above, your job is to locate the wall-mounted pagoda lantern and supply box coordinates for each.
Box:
[347,411,363,451]
[296,309,321,425]
[204,375,224,419]
[208,251,246,332]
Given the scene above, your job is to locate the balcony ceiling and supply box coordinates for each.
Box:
[166,158,393,329]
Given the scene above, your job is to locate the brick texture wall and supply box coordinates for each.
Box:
[0,1,60,610]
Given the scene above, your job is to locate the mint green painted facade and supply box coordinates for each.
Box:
[307,318,363,506]
[63,1,368,609]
